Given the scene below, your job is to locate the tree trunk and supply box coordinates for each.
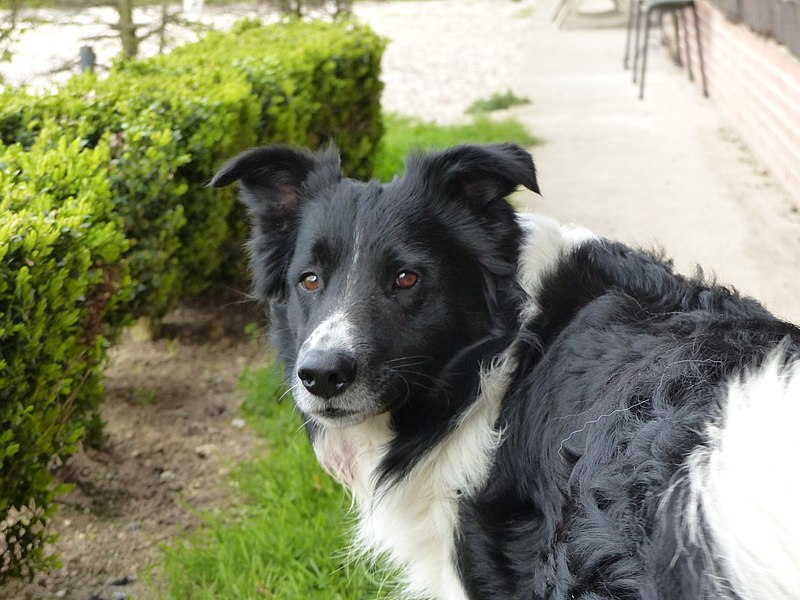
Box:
[1,0,25,63]
[116,0,139,59]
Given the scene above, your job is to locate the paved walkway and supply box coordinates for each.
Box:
[358,0,800,322]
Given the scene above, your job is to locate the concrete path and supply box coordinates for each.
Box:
[358,0,800,323]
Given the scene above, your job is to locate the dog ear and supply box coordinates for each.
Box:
[405,144,534,318]
[210,145,319,221]
[210,145,340,301]
[406,143,539,208]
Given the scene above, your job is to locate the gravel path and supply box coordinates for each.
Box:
[355,0,537,123]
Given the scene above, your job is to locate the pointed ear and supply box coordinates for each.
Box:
[210,145,340,301]
[210,145,320,225]
[406,143,539,207]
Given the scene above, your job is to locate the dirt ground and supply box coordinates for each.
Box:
[0,294,271,600]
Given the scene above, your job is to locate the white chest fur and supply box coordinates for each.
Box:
[313,354,515,600]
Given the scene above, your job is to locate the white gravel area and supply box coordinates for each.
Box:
[2,0,534,123]
[354,0,538,123]
[1,4,268,89]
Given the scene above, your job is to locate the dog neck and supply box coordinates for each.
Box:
[312,351,517,600]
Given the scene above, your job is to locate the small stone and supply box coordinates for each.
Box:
[55,590,66,599]
[231,418,246,429]
[159,470,176,483]
[194,443,217,459]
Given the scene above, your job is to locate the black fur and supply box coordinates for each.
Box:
[457,241,800,599]
[212,143,800,599]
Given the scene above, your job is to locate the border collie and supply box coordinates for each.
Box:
[211,143,800,600]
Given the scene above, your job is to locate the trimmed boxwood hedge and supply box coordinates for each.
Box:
[0,128,130,580]
[0,17,384,318]
[0,69,257,317]
[114,18,385,285]
[0,18,384,582]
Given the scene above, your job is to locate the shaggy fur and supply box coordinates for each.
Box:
[212,143,800,600]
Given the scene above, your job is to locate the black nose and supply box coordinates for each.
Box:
[297,351,358,399]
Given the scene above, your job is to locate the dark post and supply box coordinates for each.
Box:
[79,46,96,73]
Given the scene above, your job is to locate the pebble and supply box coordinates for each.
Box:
[195,443,217,458]
[231,417,246,429]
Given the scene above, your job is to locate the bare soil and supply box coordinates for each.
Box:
[0,294,271,600]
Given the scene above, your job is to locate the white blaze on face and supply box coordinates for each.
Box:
[294,311,359,415]
[302,311,356,354]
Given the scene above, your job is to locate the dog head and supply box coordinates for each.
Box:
[211,143,538,430]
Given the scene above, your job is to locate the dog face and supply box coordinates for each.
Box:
[212,144,538,430]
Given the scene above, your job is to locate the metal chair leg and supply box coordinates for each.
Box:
[624,0,639,69]
[639,7,652,99]
[672,10,683,66]
[692,3,709,96]
[553,0,582,26]
[679,8,693,80]
[551,0,571,23]
[632,3,644,82]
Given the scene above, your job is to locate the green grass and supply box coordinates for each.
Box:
[466,90,531,115]
[159,364,395,599]
[374,113,539,182]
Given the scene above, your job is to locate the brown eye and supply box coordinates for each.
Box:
[300,273,320,292]
[395,271,419,290]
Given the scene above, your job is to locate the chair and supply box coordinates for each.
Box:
[623,0,708,99]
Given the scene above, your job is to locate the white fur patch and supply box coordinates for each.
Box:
[314,353,517,600]
[686,351,800,599]
[301,311,355,354]
[516,213,595,320]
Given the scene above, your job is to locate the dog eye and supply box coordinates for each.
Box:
[299,273,321,292]
[395,271,419,290]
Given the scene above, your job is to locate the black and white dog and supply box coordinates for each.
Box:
[212,143,800,600]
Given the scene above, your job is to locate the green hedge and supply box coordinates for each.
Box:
[0,129,130,580]
[0,18,384,582]
[0,69,257,315]
[115,19,385,281]
[159,18,385,179]
[0,18,384,318]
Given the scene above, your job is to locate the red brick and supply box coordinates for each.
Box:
[678,0,800,205]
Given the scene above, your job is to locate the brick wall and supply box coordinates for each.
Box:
[679,0,800,205]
